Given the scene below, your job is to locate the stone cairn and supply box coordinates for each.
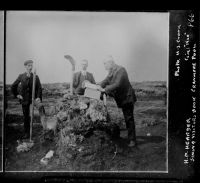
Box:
[49,93,120,170]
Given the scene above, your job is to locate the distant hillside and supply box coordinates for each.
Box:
[132,81,166,87]
[5,81,167,100]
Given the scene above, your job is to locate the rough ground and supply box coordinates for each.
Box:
[4,81,167,171]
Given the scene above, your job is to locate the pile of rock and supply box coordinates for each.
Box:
[53,93,120,169]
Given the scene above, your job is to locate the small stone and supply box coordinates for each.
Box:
[45,150,54,159]
[57,111,68,121]
[40,157,48,165]
[147,133,151,136]
[65,153,73,159]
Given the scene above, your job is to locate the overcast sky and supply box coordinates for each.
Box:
[5,11,169,84]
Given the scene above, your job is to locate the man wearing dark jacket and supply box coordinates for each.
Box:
[98,56,137,147]
[11,60,42,138]
[73,59,95,95]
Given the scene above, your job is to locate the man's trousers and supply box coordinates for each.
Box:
[122,103,136,141]
[22,104,31,135]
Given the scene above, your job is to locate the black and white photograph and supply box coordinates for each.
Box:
[3,11,168,172]
[0,10,199,182]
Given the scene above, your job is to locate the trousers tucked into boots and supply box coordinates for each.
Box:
[22,104,31,135]
[122,103,136,141]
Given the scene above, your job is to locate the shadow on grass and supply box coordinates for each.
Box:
[5,114,42,144]
[113,135,165,153]
[5,125,24,143]
[137,135,165,145]
[5,113,41,125]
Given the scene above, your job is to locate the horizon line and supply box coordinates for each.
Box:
[2,80,167,86]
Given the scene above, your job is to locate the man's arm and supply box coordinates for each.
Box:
[90,73,96,84]
[11,74,21,98]
[104,68,124,94]
[35,75,42,101]
[100,75,110,88]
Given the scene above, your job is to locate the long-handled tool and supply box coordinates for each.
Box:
[30,68,36,142]
[16,69,36,152]
[103,93,107,106]
[64,55,76,95]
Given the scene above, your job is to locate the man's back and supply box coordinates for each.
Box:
[101,64,136,107]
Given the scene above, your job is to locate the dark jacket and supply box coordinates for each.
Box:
[100,64,137,108]
[73,71,95,95]
[11,72,42,105]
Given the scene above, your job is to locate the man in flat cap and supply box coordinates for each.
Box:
[73,59,96,95]
[97,56,137,147]
[11,60,42,138]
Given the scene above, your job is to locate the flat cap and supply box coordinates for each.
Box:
[24,60,33,66]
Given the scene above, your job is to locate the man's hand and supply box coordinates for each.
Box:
[96,85,105,92]
[17,95,23,100]
[35,98,41,107]
[82,80,91,88]
[35,98,41,103]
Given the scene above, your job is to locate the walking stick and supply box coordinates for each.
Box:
[103,93,107,106]
[30,69,36,142]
